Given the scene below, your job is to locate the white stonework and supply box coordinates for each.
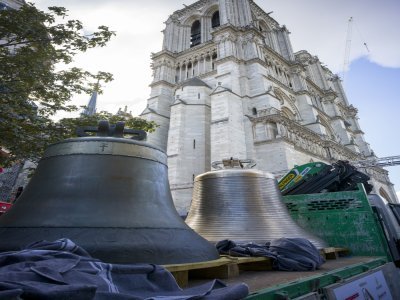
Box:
[0,0,24,9]
[141,0,398,214]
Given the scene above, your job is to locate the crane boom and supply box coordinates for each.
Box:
[351,156,400,168]
[342,17,353,84]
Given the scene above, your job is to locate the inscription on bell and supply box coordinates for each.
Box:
[100,143,108,152]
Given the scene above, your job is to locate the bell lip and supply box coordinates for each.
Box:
[194,169,276,181]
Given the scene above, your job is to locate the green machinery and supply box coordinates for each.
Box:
[278,162,327,193]
[278,161,371,196]
[247,184,393,299]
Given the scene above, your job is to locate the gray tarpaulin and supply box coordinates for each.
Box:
[216,238,325,271]
[0,239,249,300]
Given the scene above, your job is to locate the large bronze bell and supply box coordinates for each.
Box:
[186,158,327,249]
[0,121,219,264]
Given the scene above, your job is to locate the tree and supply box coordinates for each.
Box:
[0,3,119,166]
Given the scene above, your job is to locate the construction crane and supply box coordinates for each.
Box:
[342,17,353,84]
[351,155,400,168]
[341,17,370,85]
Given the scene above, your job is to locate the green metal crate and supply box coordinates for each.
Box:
[246,185,391,299]
[282,184,391,259]
[247,257,388,300]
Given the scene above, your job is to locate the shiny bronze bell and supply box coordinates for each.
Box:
[186,158,327,249]
[0,121,219,264]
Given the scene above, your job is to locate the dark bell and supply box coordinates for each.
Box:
[0,121,219,264]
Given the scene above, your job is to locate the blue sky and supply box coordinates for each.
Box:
[346,58,400,195]
[31,0,400,197]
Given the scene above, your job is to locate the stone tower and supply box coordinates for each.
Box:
[141,0,398,214]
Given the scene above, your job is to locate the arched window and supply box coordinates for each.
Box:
[187,62,192,78]
[212,52,217,70]
[252,107,257,115]
[175,66,180,83]
[212,11,220,28]
[190,20,201,47]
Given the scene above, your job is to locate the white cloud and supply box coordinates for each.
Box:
[22,0,400,196]
[30,0,399,117]
[260,0,400,71]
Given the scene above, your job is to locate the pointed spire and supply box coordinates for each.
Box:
[82,80,99,116]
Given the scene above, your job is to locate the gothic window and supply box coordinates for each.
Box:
[187,62,192,79]
[190,20,201,47]
[205,55,211,72]
[175,67,180,83]
[287,75,293,88]
[181,63,186,80]
[212,52,217,70]
[267,122,278,139]
[193,61,197,76]
[211,11,220,28]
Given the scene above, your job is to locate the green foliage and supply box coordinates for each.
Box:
[0,3,118,166]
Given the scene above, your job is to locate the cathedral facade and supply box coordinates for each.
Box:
[141,0,397,214]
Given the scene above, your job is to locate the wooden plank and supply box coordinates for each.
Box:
[171,270,188,288]
[321,247,350,260]
[190,263,240,280]
[238,258,273,271]
[336,247,351,256]
[163,256,233,272]
[164,256,274,287]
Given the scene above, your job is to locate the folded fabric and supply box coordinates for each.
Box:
[216,238,325,271]
[0,238,249,300]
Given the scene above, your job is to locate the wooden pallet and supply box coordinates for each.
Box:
[164,248,350,287]
[320,247,350,259]
[163,255,273,287]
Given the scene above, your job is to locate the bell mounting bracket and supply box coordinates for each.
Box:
[76,120,147,140]
[211,158,257,170]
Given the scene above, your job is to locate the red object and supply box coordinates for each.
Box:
[0,201,12,215]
